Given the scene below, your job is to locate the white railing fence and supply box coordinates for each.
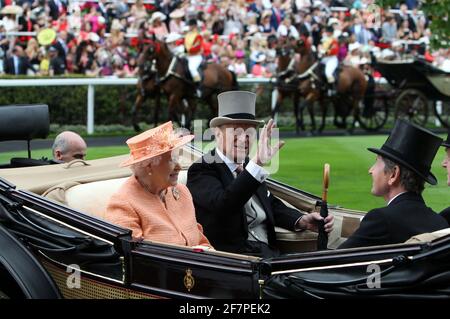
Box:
[0,77,279,134]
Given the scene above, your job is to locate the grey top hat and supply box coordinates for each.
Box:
[209,91,265,128]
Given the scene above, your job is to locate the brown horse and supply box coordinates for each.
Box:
[294,37,367,133]
[132,54,162,131]
[271,37,304,134]
[132,36,238,131]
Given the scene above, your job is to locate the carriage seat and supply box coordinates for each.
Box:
[43,170,189,220]
[405,227,450,244]
[43,170,320,253]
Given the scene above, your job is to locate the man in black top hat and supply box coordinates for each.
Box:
[339,120,448,249]
[439,131,450,224]
[187,91,334,258]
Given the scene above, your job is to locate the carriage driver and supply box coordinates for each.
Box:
[184,19,204,97]
[339,120,448,249]
[320,26,339,96]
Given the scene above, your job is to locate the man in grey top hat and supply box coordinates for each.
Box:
[187,91,334,257]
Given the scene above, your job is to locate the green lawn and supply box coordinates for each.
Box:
[1,135,447,212]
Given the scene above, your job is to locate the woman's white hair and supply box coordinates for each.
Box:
[129,155,162,175]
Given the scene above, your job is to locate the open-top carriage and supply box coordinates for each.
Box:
[1,104,450,299]
[371,56,450,128]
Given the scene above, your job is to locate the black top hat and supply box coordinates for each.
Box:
[368,119,443,185]
[443,130,450,148]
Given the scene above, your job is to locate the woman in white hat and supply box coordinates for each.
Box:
[109,19,125,47]
[148,11,169,40]
[169,9,185,34]
[106,122,212,250]
[260,10,275,35]
[344,42,363,67]
[165,32,185,56]
[130,0,149,31]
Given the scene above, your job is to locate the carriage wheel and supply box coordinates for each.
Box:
[394,89,429,127]
[434,101,450,129]
[356,97,389,132]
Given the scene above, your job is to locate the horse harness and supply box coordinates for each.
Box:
[297,60,340,92]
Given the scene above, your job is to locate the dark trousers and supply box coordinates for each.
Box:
[244,241,280,258]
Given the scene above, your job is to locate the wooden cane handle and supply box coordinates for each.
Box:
[322,163,330,201]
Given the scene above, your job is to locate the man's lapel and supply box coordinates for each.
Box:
[209,149,234,185]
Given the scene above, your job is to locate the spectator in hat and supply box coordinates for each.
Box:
[106,122,212,250]
[344,42,363,67]
[149,11,168,40]
[169,9,185,34]
[229,50,247,77]
[52,131,87,163]
[339,120,448,249]
[187,91,334,257]
[277,16,299,39]
[250,51,269,77]
[260,10,275,34]
[130,0,149,31]
[165,32,185,56]
[48,46,67,75]
[439,131,450,224]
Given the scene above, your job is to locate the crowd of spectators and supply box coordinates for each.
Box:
[0,0,449,77]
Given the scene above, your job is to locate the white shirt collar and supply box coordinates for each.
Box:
[215,148,239,173]
[387,191,407,206]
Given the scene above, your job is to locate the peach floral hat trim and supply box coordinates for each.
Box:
[120,121,194,167]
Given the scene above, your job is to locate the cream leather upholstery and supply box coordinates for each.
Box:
[44,170,189,220]
[405,227,450,244]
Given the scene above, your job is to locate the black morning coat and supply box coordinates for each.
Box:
[339,192,449,249]
[440,207,450,225]
[186,150,302,255]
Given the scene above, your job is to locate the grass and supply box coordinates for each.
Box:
[273,135,448,213]
[1,135,447,213]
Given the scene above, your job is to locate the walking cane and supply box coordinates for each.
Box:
[317,163,330,250]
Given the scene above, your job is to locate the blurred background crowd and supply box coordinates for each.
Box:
[0,0,449,77]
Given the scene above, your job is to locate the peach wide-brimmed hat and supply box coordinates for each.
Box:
[120,121,194,167]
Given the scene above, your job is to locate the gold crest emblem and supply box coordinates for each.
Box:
[183,268,195,292]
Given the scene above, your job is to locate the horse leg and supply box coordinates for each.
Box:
[293,94,301,135]
[271,89,281,122]
[185,98,196,130]
[319,99,327,133]
[308,100,316,134]
[347,98,359,135]
[153,90,160,127]
[168,94,181,127]
[132,93,144,132]
[332,97,346,129]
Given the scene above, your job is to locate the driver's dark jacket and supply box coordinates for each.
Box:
[339,192,448,249]
[440,207,450,225]
[186,150,302,256]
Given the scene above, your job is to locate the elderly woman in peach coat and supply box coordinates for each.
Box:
[106,122,212,250]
